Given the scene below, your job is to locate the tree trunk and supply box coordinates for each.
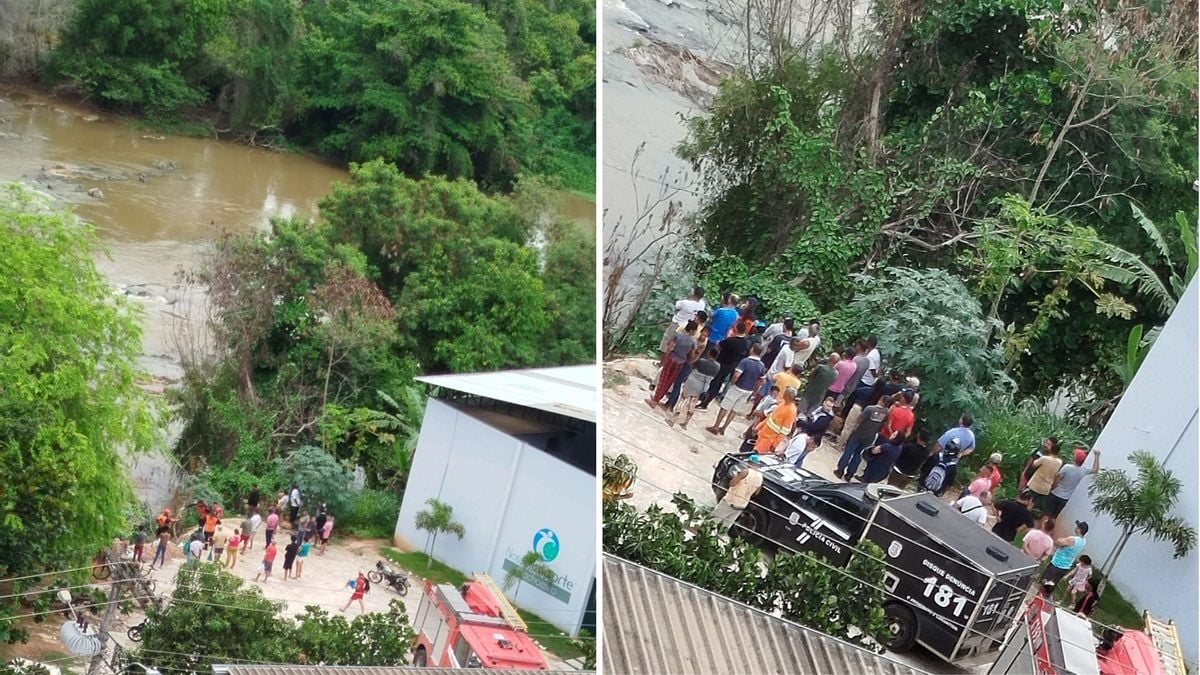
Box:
[1028,82,1087,206]
[1098,527,1133,595]
[427,532,436,569]
[863,0,918,163]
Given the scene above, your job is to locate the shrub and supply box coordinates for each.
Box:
[604,495,889,652]
[275,445,355,516]
[833,267,1010,433]
[961,395,1095,501]
[340,489,401,538]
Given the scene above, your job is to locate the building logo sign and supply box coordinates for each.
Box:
[503,528,574,604]
[534,528,560,562]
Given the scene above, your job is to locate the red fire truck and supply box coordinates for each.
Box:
[411,573,549,670]
[989,595,1185,675]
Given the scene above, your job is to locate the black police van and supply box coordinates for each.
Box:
[713,453,1039,665]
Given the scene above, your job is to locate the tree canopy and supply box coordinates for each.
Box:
[661,0,1197,411]
[171,161,593,516]
[0,184,159,639]
[46,0,596,192]
[138,566,416,670]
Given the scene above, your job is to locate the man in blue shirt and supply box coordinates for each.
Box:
[708,293,741,344]
[936,413,977,452]
[929,413,975,486]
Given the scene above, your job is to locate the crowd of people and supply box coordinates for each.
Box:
[144,483,339,586]
[653,286,1106,615]
[101,482,382,617]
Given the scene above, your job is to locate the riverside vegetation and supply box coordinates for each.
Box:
[0,0,595,654]
[611,0,1196,456]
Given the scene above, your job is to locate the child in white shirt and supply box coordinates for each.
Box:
[1066,555,1094,606]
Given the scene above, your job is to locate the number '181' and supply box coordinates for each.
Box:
[922,576,968,617]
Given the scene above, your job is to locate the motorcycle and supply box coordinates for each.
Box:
[127,618,150,642]
[367,560,410,596]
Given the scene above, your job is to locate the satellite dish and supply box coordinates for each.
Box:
[60,620,104,657]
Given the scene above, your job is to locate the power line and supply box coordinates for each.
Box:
[0,562,116,586]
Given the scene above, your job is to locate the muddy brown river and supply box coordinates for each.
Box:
[0,87,595,380]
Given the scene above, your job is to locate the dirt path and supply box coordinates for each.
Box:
[603,356,850,509]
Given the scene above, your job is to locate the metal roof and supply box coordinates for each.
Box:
[416,365,596,423]
[603,555,931,675]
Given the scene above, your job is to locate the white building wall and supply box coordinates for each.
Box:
[1060,276,1198,664]
[396,398,596,636]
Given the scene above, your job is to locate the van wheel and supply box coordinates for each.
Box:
[884,603,918,652]
[734,505,769,547]
[413,646,427,667]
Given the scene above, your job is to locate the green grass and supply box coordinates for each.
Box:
[130,115,216,138]
[382,548,468,586]
[381,548,584,662]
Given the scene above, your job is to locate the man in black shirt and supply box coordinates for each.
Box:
[248,484,261,513]
[699,321,752,409]
[888,430,931,489]
[991,492,1037,544]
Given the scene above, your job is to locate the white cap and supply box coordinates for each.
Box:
[990,453,1003,463]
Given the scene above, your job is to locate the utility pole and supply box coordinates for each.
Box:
[88,548,128,675]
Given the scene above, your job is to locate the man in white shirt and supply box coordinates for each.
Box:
[244,512,263,552]
[953,491,991,526]
[861,336,882,387]
[791,321,821,366]
[769,337,800,376]
[661,286,707,353]
[188,538,204,566]
[762,316,793,342]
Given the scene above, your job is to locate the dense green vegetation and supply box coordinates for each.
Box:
[45,0,596,192]
[619,0,1197,445]
[0,184,160,642]
[604,494,891,653]
[176,160,594,512]
[138,566,416,670]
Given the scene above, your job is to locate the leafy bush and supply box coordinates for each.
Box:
[832,267,1010,433]
[275,446,355,516]
[961,394,1095,501]
[340,489,401,538]
[191,463,269,513]
[603,495,889,652]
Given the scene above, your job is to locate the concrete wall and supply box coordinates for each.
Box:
[396,399,596,636]
[1060,276,1198,664]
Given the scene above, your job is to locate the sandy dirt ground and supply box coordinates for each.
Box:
[603,356,992,674]
[6,521,575,673]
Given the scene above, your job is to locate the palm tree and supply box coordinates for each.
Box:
[1088,451,1196,592]
[413,498,465,568]
[503,550,557,598]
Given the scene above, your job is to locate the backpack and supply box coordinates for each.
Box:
[923,465,947,493]
[362,577,371,593]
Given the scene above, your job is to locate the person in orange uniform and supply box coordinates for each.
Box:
[203,510,220,549]
[755,386,798,453]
